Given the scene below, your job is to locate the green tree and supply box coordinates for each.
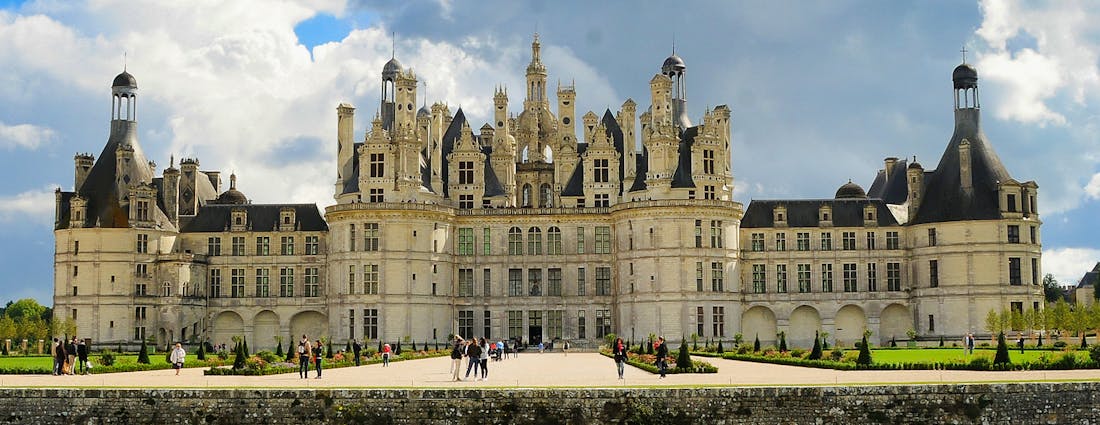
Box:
[196,343,206,361]
[275,337,284,357]
[856,335,872,366]
[1050,299,1071,340]
[778,331,787,352]
[676,339,692,370]
[753,334,761,352]
[1071,305,1092,337]
[984,309,1001,336]
[1009,310,1024,332]
[4,299,46,323]
[242,338,249,357]
[993,332,1011,365]
[716,339,724,354]
[1023,309,1037,341]
[0,316,16,342]
[232,339,245,370]
[1043,274,1062,303]
[137,339,150,364]
[808,331,822,360]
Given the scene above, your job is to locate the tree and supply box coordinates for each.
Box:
[985,309,1002,336]
[676,340,692,370]
[1050,299,1071,340]
[345,340,352,354]
[1071,305,1092,338]
[242,338,249,357]
[939,335,945,347]
[4,299,46,323]
[1023,309,1037,341]
[778,331,787,352]
[1043,274,1062,303]
[716,339,724,354]
[196,343,206,361]
[1009,310,1024,333]
[232,339,245,370]
[753,334,761,352]
[690,333,699,351]
[993,332,1011,365]
[808,331,822,360]
[137,339,150,364]
[327,339,334,359]
[856,335,872,366]
[275,338,284,357]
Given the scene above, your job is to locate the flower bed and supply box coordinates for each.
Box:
[203,349,450,376]
[0,353,222,375]
[599,350,717,374]
[719,347,1100,371]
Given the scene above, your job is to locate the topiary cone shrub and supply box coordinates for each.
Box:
[196,343,206,361]
[808,331,823,360]
[327,340,334,359]
[275,340,283,357]
[856,334,872,366]
[232,340,246,370]
[939,335,945,347]
[676,340,692,370]
[753,335,761,352]
[137,340,150,364]
[716,339,724,354]
[994,332,1011,365]
[778,332,787,352]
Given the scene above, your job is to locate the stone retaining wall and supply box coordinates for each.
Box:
[1,383,1098,424]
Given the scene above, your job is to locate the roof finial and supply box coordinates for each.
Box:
[170,154,174,168]
[960,46,968,63]
[672,33,676,55]
[123,51,127,71]
[391,32,396,59]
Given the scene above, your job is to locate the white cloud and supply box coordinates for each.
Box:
[0,121,55,150]
[0,186,57,222]
[1086,173,1100,199]
[1043,247,1100,288]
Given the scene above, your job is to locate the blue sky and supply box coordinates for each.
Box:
[0,0,1097,306]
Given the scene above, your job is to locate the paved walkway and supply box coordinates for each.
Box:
[2,353,1099,388]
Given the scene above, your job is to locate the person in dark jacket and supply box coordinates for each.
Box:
[655,337,669,378]
[612,337,627,379]
[450,336,465,381]
[76,338,90,375]
[352,339,362,366]
[464,339,482,380]
[52,338,66,376]
[65,338,78,375]
[313,339,324,378]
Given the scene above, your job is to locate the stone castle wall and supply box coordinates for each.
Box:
[2,383,1098,424]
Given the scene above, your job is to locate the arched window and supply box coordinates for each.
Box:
[528,227,542,255]
[508,227,523,255]
[539,183,553,207]
[163,281,172,297]
[522,184,532,207]
[547,227,562,254]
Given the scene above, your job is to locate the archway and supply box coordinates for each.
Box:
[252,310,280,351]
[788,305,821,349]
[212,311,244,349]
[879,304,911,345]
[741,306,777,347]
[835,305,867,346]
[290,311,329,342]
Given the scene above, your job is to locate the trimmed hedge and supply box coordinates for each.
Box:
[721,351,1100,371]
[203,349,449,376]
[599,351,718,374]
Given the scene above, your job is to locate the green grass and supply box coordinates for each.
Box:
[0,354,209,373]
[865,348,1091,365]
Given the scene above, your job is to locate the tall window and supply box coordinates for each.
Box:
[364,223,380,251]
[576,227,585,254]
[821,264,833,292]
[887,262,901,291]
[577,310,586,339]
[458,268,474,297]
[483,268,492,296]
[820,233,832,251]
[458,310,473,339]
[1030,226,1037,244]
[547,227,562,254]
[1007,225,1020,244]
[594,159,609,182]
[1009,258,1022,285]
[304,267,319,297]
[279,267,294,297]
[137,234,149,254]
[363,309,378,340]
[595,226,611,254]
[775,232,786,251]
[843,263,857,292]
[710,221,723,248]
[595,267,612,296]
[458,161,474,184]
[209,269,221,298]
[348,265,356,294]
[929,260,939,287]
[842,232,856,250]
[458,194,474,209]
[694,220,703,248]
[776,264,788,293]
[363,264,379,295]
[368,188,383,203]
[703,185,715,200]
[886,231,899,250]
[695,262,704,291]
[484,311,492,339]
[696,307,705,337]
[349,224,356,251]
[528,227,543,255]
[369,153,384,177]
[135,199,150,221]
[547,310,563,340]
[797,264,811,293]
[596,309,612,338]
[508,268,522,296]
[305,236,319,255]
[712,306,725,337]
[508,311,523,339]
[508,227,523,255]
[255,268,270,297]
[482,227,492,255]
[796,232,810,251]
[703,149,715,174]
[540,184,552,207]
[255,236,270,255]
[577,267,586,296]
[865,231,876,250]
[866,263,878,292]
[548,268,562,296]
[231,268,245,298]
[528,269,542,296]
[457,228,474,255]
[280,236,295,255]
[1032,258,1039,285]
[752,264,766,293]
[928,228,937,246]
[751,233,764,251]
[231,237,245,256]
[207,237,221,256]
[710,262,724,292]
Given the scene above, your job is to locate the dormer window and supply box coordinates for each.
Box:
[773,205,788,227]
[279,208,296,231]
[819,205,832,226]
[231,208,247,232]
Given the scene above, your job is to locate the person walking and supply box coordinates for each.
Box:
[352,339,362,366]
[313,339,324,378]
[512,339,519,358]
[381,343,392,367]
[538,341,544,353]
[655,336,669,379]
[76,338,89,375]
[612,337,627,380]
[52,338,65,376]
[966,332,976,355]
[65,337,77,375]
[1017,333,1025,354]
[297,335,311,379]
[464,339,482,380]
[169,342,186,376]
[478,337,490,381]
[450,336,465,381]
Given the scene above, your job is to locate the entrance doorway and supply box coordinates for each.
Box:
[528,326,542,347]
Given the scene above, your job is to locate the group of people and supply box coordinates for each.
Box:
[51,337,90,376]
[611,336,668,379]
[449,336,510,381]
[296,335,326,379]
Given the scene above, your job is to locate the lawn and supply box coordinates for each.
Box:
[0,354,210,373]
[865,348,1091,365]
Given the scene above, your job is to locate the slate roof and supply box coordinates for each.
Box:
[1076,263,1100,289]
[561,159,585,197]
[181,204,328,233]
[866,158,909,205]
[741,199,900,228]
[629,147,649,192]
[439,109,467,198]
[341,142,363,195]
[671,126,698,188]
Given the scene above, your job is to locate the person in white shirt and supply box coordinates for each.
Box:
[169,343,186,376]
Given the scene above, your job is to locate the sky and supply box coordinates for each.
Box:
[0,0,1097,306]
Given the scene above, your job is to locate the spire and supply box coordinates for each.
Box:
[531,32,542,65]
[230,172,237,190]
[391,32,396,59]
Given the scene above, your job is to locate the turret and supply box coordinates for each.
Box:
[162,157,180,226]
[74,153,94,191]
[557,82,576,147]
[179,158,200,216]
[907,159,924,220]
[430,102,448,194]
[380,54,404,131]
[661,52,691,131]
[336,103,356,197]
[394,70,418,129]
[524,34,549,110]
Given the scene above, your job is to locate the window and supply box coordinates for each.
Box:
[797,264,811,293]
[459,194,474,209]
[304,267,319,297]
[209,269,221,298]
[1030,226,1037,244]
[797,232,810,251]
[508,269,522,296]
[842,232,856,250]
[1009,258,1022,285]
[1006,194,1017,212]
[484,310,492,339]
[135,199,149,221]
[547,227,562,254]
[458,161,474,184]
[865,232,876,250]
[483,268,491,296]
[457,228,474,255]
[1032,258,1039,285]
[596,267,612,296]
[136,234,150,254]
[348,310,355,340]
[594,159,609,183]
[458,310,474,339]
[887,262,901,291]
[547,310,563,340]
[928,314,935,332]
[368,188,383,203]
[458,268,474,297]
[696,262,704,292]
[886,231,899,250]
[508,227,523,255]
[482,227,492,255]
[548,268,562,296]
[821,264,833,292]
[528,269,542,296]
[363,264,378,295]
[928,228,937,246]
[347,265,356,294]
[776,264,788,293]
[694,220,703,248]
[364,223,380,251]
[305,235,319,255]
[135,306,147,321]
[596,309,612,338]
[279,267,294,297]
[711,262,724,292]
[703,149,715,174]
[135,280,147,296]
[528,227,543,255]
[363,309,378,339]
[820,233,832,251]
[576,227,585,254]
[843,263,857,292]
[1008,225,1020,243]
[349,224,356,251]
[752,264,766,293]
[133,326,146,341]
[775,232,786,251]
[929,260,939,288]
[280,236,295,255]
[703,185,715,200]
[595,226,611,254]
[256,237,270,255]
[710,221,723,248]
[712,306,725,337]
[255,268,270,297]
[696,307,705,337]
[529,311,542,338]
[866,263,878,292]
[577,267,586,296]
[73,265,79,277]
[207,237,221,256]
[751,233,764,251]
[231,268,245,298]
[135,263,148,277]
[369,153,384,178]
[232,237,245,256]
[508,311,523,339]
[577,310,586,339]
